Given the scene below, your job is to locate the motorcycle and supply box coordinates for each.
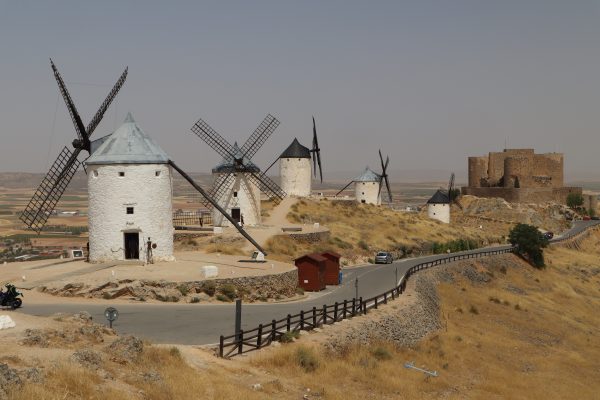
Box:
[0,284,23,309]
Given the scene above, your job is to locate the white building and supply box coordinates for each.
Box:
[279,138,312,197]
[211,144,261,227]
[85,113,174,263]
[427,190,450,224]
[354,167,381,205]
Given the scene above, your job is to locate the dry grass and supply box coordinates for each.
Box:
[266,198,501,262]
[252,232,600,399]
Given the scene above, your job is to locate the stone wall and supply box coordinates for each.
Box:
[287,230,331,243]
[461,186,582,204]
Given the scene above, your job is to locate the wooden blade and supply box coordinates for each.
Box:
[50,59,88,143]
[240,114,280,160]
[191,118,235,160]
[86,66,128,137]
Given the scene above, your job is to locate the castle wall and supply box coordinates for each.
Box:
[88,163,174,263]
[461,186,582,204]
[468,157,488,188]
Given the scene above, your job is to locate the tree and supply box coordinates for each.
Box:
[566,193,584,210]
[508,223,549,268]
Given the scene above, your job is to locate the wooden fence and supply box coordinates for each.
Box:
[219,246,516,358]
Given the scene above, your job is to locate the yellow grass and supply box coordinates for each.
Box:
[266,198,501,262]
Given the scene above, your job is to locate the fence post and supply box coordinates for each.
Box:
[334,302,339,321]
[271,319,277,341]
[312,307,317,328]
[300,310,305,330]
[257,324,263,348]
[343,299,348,319]
[352,298,356,316]
[238,329,244,355]
[384,292,388,304]
[287,314,291,332]
[323,305,327,325]
[375,297,378,309]
[219,335,224,358]
[359,297,363,314]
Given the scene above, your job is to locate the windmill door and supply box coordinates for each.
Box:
[231,208,241,224]
[124,232,139,260]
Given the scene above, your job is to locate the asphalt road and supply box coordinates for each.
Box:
[17,220,599,345]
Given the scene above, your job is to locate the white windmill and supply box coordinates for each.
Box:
[336,150,392,206]
[427,173,454,224]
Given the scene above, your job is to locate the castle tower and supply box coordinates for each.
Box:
[427,190,450,224]
[354,167,381,205]
[85,113,174,263]
[211,144,261,227]
[279,138,312,197]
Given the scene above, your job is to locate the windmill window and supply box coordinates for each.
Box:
[233,191,238,198]
[93,170,98,178]
[155,171,161,177]
[126,207,134,215]
[362,192,365,195]
[118,172,125,177]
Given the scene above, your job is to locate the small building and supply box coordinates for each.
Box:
[427,190,450,224]
[279,138,312,197]
[321,251,342,285]
[295,253,327,292]
[85,113,174,263]
[354,167,381,205]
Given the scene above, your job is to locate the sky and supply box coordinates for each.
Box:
[0,1,599,181]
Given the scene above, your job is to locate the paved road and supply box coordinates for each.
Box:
[17,220,599,345]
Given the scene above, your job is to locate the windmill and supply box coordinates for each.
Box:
[335,150,392,205]
[190,115,286,226]
[310,117,323,183]
[20,60,128,233]
[426,172,454,224]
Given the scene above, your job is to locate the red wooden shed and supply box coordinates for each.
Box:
[321,251,342,285]
[295,253,327,292]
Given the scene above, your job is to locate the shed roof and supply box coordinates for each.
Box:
[427,189,450,204]
[321,251,341,259]
[354,167,380,182]
[295,253,327,263]
[280,138,311,159]
[86,113,170,165]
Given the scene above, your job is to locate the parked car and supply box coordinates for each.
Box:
[375,252,393,264]
[583,216,591,221]
[592,216,600,221]
[543,232,554,240]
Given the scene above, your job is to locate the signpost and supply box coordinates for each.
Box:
[104,307,119,329]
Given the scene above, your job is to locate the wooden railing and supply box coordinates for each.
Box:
[219,246,516,358]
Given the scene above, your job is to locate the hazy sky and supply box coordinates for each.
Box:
[1,1,599,181]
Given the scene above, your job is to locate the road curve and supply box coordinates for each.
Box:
[17,220,599,345]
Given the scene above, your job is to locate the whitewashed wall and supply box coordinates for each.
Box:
[428,203,450,224]
[212,173,261,227]
[280,157,311,197]
[354,181,381,205]
[87,163,174,263]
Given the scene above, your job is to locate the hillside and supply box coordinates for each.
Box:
[2,228,599,399]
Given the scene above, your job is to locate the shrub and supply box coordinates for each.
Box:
[295,287,305,295]
[177,285,189,296]
[190,297,200,303]
[509,223,549,268]
[216,294,231,302]
[169,347,182,359]
[203,281,216,297]
[469,305,479,315]
[220,284,237,300]
[296,347,319,372]
[566,193,584,209]
[280,331,300,343]
[357,240,369,251]
[371,346,392,361]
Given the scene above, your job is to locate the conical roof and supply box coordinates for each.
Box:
[86,113,169,165]
[280,138,311,159]
[354,167,380,182]
[427,189,450,204]
[212,142,260,173]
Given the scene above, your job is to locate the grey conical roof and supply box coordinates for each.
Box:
[427,189,450,204]
[354,167,380,182]
[280,138,311,159]
[86,113,170,165]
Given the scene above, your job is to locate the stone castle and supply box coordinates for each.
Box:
[461,148,581,204]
